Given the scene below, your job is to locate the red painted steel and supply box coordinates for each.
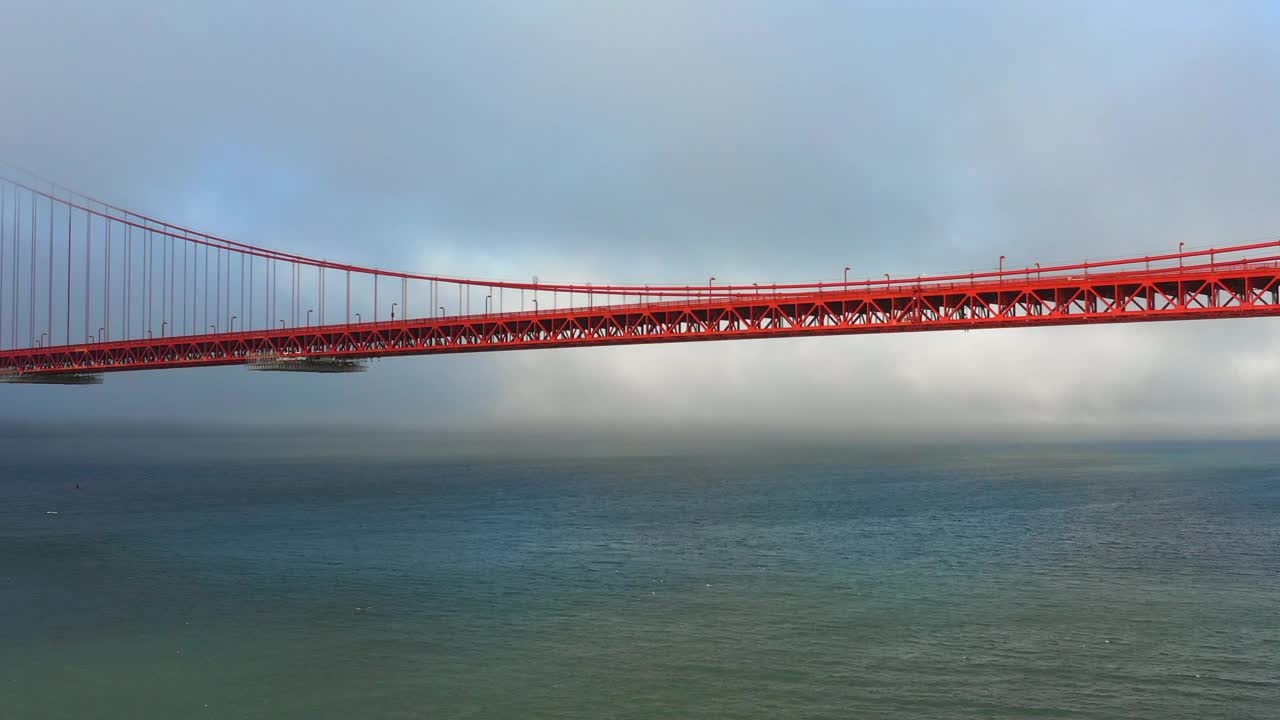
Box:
[4,258,1280,376]
[1,167,1279,378]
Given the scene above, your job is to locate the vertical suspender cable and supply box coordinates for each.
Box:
[146,228,152,336]
[65,203,70,344]
[84,206,90,342]
[169,233,175,336]
[47,191,52,344]
[161,224,167,336]
[30,187,36,346]
[12,188,18,348]
[1,184,7,349]
[187,229,192,334]
[104,212,111,341]
[125,225,131,339]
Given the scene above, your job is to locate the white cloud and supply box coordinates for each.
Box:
[1,1,1278,439]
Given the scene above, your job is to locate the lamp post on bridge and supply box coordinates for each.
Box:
[390,303,397,322]
[844,266,851,290]
[438,306,446,318]
[230,316,237,333]
[355,313,361,324]
[485,294,492,315]
[98,328,104,342]
[708,276,716,300]
[161,320,167,338]
[884,273,890,290]
[1179,241,1185,269]
[279,320,286,329]
[38,332,46,348]
[306,309,313,327]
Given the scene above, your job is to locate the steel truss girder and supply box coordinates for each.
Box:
[3,266,1280,376]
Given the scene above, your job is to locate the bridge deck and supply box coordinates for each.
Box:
[2,259,1277,377]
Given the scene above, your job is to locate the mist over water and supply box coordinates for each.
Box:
[2,432,1277,719]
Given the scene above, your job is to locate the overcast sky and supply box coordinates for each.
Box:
[1,1,1279,440]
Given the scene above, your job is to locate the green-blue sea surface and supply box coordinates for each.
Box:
[2,442,1277,718]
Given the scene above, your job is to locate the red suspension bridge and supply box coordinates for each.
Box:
[0,168,1278,383]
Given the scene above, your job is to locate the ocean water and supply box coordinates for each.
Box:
[1,441,1277,718]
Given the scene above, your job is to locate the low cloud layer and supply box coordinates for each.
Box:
[1,1,1279,439]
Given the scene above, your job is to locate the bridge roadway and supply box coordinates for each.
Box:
[2,257,1277,379]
